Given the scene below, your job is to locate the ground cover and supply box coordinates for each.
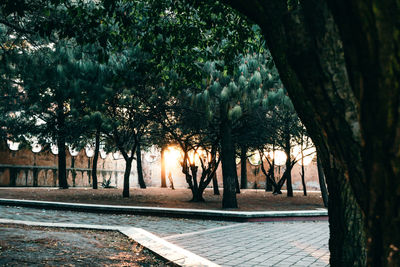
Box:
[0,188,325,211]
[0,224,171,266]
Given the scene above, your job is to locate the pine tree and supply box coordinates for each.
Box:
[189,52,276,208]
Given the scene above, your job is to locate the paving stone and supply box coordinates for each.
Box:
[0,205,330,266]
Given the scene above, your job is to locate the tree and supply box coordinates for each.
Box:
[2,39,97,189]
[225,0,400,265]
[101,48,153,197]
[267,88,303,197]
[195,52,277,207]
[139,0,263,208]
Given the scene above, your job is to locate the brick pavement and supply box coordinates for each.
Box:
[0,205,329,266]
[165,221,329,266]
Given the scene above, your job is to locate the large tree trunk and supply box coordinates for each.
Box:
[92,128,100,189]
[317,154,328,208]
[122,158,133,198]
[240,145,247,189]
[226,0,368,265]
[326,2,400,265]
[160,145,167,188]
[56,110,68,189]
[321,149,367,266]
[220,110,238,209]
[136,143,146,189]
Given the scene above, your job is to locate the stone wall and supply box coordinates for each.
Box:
[0,141,321,190]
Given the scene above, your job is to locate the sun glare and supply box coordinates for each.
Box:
[269,150,287,166]
[292,145,316,166]
[164,146,183,167]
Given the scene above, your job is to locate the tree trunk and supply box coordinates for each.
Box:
[317,154,328,208]
[322,151,367,267]
[220,110,238,209]
[240,145,247,189]
[326,2,400,265]
[273,165,292,195]
[300,145,307,196]
[190,164,202,202]
[285,133,293,197]
[265,151,274,192]
[92,128,100,189]
[212,172,220,195]
[235,171,240,194]
[71,156,76,187]
[168,172,174,189]
[160,145,167,188]
[211,146,220,195]
[87,157,91,185]
[57,138,68,189]
[300,163,306,196]
[123,158,133,198]
[136,143,146,189]
[265,166,273,191]
[226,1,368,264]
[56,110,68,189]
[182,150,195,196]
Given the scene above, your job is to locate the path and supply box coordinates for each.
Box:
[0,205,329,266]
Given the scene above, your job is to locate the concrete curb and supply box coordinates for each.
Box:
[0,198,328,221]
[0,218,220,267]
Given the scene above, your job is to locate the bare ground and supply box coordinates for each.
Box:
[0,187,325,211]
[0,224,172,266]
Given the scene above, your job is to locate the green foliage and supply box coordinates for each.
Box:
[0,0,307,184]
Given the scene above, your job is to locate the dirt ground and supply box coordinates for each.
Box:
[0,224,171,266]
[0,187,325,211]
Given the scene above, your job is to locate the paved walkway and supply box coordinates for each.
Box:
[0,205,329,266]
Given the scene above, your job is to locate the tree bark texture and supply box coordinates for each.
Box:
[326,2,400,265]
[240,145,247,189]
[136,143,146,189]
[220,109,238,208]
[92,128,100,189]
[226,0,370,265]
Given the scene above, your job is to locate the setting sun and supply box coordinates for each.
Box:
[164,146,183,167]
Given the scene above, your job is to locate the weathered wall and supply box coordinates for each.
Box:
[0,141,320,190]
